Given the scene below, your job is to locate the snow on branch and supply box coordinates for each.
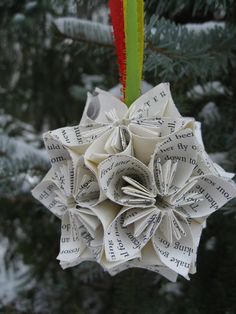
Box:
[0,135,49,196]
[54,17,113,46]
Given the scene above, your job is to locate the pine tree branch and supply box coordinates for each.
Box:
[53,16,236,83]
[144,17,236,81]
[146,0,235,17]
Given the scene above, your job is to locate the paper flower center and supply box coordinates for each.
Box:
[121,174,203,243]
[103,109,131,154]
[121,175,156,206]
[66,195,76,208]
[155,196,175,211]
[54,192,76,213]
[112,118,130,127]
[105,108,130,127]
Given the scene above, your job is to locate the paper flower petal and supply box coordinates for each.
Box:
[104,206,155,262]
[44,123,111,158]
[43,133,73,169]
[74,161,101,206]
[84,127,133,173]
[193,149,235,179]
[100,250,141,272]
[127,83,181,120]
[60,247,98,270]
[153,218,195,277]
[151,128,198,190]
[57,209,86,262]
[81,88,128,124]
[90,200,121,240]
[187,220,204,274]
[32,169,67,218]
[130,117,194,164]
[180,174,236,219]
[133,241,178,282]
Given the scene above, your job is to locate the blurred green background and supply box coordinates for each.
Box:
[0,1,236,313]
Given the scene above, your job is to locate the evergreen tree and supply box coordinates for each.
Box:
[0,1,236,313]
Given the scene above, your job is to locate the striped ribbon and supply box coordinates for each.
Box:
[109,0,144,106]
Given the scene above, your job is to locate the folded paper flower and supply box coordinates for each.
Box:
[42,83,196,172]
[32,82,236,281]
[98,128,236,276]
[32,156,120,268]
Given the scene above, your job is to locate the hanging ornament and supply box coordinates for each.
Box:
[32,0,236,281]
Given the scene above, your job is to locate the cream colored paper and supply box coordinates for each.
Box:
[31,83,236,280]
